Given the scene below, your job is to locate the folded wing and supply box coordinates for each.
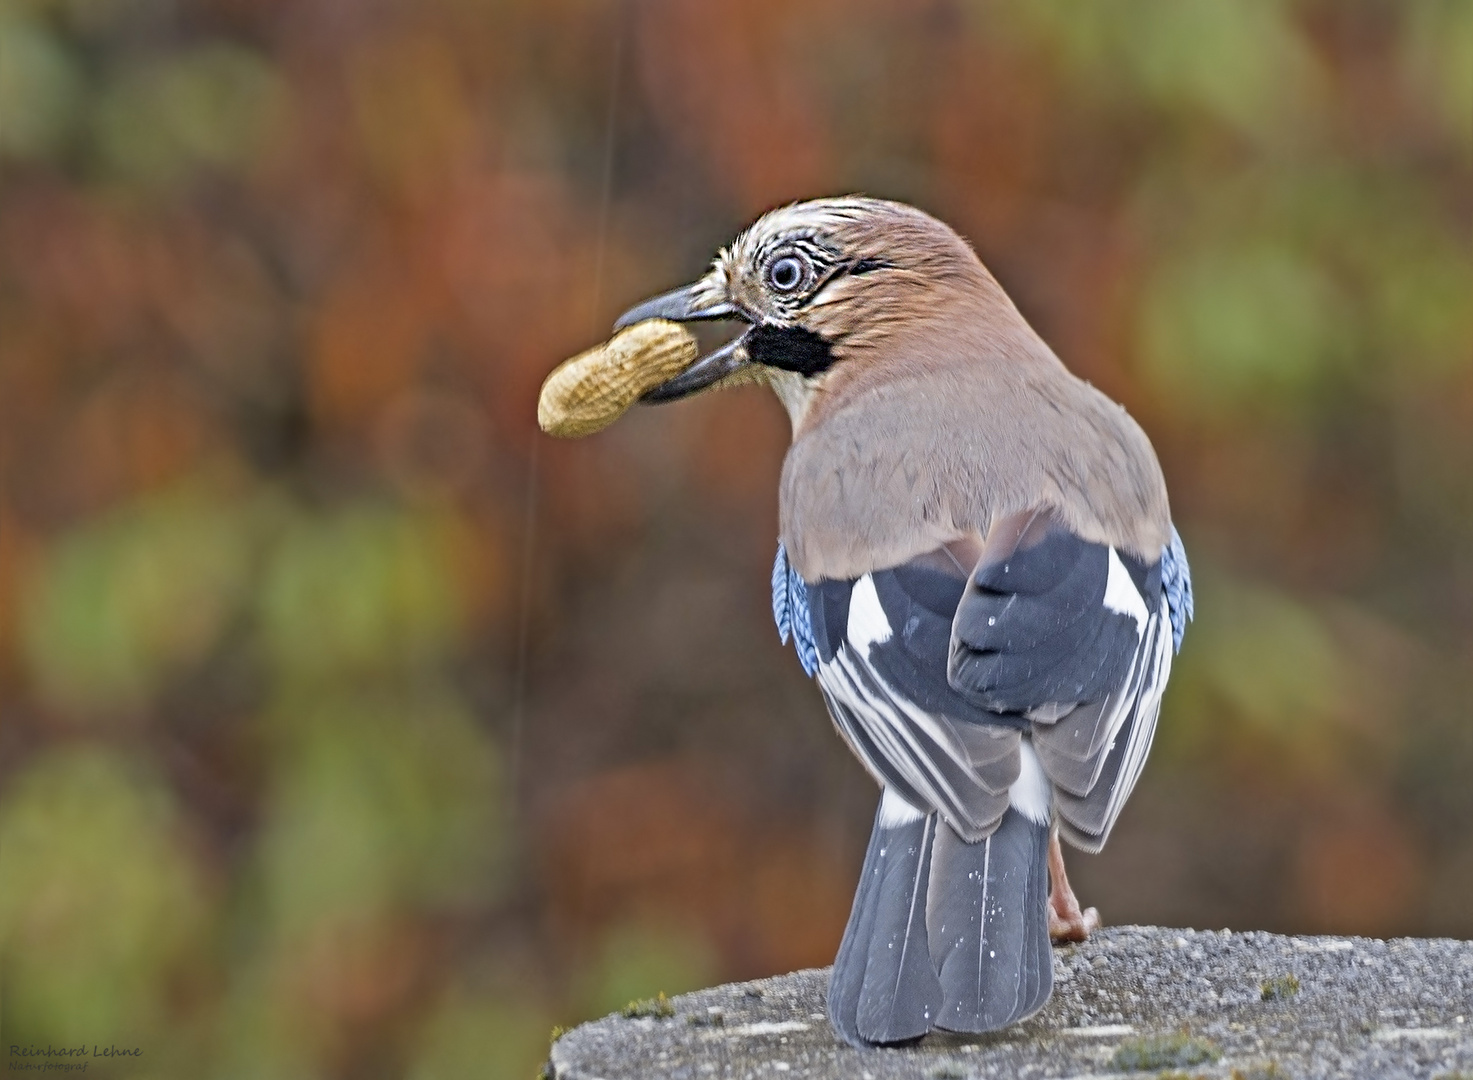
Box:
[947,508,1176,851]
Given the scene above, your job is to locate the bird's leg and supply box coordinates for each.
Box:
[1047,825,1101,943]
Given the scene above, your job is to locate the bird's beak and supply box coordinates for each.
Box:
[613,282,753,402]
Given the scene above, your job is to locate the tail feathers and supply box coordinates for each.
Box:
[828,795,1054,1046]
[827,806,886,1045]
[926,808,1053,1032]
[828,797,943,1045]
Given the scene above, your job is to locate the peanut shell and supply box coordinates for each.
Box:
[537,319,699,438]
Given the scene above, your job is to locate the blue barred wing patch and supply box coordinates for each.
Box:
[1161,525,1193,654]
[771,544,791,642]
[772,542,818,676]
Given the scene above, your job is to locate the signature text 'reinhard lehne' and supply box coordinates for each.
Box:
[8,1045,143,1070]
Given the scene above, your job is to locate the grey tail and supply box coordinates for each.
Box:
[827,801,944,1046]
[926,808,1053,1033]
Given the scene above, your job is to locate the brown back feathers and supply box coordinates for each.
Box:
[770,202,1169,580]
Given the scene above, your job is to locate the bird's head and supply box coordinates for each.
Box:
[615,197,1000,423]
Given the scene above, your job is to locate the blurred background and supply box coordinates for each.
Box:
[1,0,1470,1076]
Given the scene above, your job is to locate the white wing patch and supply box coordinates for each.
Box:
[847,573,893,649]
[1103,547,1149,633]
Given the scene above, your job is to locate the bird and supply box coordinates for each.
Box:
[613,197,1193,1047]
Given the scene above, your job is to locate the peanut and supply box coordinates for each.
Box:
[537,319,699,438]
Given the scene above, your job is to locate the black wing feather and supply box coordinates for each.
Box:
[950,525,1153,709]
[946,508,1174,852]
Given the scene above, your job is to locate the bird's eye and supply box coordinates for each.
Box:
[767,254,806,293]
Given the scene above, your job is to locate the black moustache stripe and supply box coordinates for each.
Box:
[746,324,837,378]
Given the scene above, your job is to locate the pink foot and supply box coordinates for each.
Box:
[1047,826,1103,944]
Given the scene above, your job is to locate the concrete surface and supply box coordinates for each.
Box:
[546,925,1473,1080]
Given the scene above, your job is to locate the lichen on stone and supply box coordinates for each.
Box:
[621,992,675,1019]
[1232,1062,1292,1080]
[1110,1031,1221,1071]
[1260,974,1301,1001]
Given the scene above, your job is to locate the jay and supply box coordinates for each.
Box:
[614,198,1193,1046]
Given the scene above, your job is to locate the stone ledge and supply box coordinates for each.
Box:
[547,926,1473,1080]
